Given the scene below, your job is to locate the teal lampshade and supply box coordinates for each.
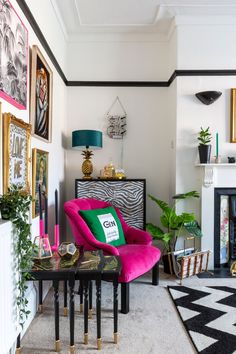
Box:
[72,130,103,149]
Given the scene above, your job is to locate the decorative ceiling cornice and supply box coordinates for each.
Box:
[16,0,236,88]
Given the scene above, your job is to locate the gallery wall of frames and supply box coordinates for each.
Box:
[0,0,62,222]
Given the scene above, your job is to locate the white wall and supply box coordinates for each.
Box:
[25,0,67,75]
[65,85,171,236]
[67,38,169,81]
[177,24,236,69]
[175,75,236,253]
[0,1,67,352]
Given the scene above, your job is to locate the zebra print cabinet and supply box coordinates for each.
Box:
[75,179,146,229]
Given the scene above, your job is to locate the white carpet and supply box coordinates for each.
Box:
[21,268,234,354]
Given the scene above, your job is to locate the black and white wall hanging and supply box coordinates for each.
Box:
[106,96,127,139]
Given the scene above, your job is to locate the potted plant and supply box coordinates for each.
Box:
[0,184,33,327]
[198,126,212,163]
[146,191,202,274]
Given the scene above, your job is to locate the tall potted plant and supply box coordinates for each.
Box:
[146,191,202,273]
[0,185,33,327]
[198,126,212,163]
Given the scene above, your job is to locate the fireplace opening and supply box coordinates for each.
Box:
[214,188,236,269]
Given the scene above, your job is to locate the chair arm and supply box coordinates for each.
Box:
[86,236,119,256]
[125,227,152,245]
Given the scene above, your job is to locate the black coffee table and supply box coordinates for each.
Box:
[16,249,121,353]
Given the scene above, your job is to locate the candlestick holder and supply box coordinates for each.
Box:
[215,155,221,164]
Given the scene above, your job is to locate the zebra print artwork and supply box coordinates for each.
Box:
[75,179,146,229]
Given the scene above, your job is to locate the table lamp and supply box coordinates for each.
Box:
[72,129,103,179]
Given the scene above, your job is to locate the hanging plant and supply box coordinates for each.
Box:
[0,184,33,327]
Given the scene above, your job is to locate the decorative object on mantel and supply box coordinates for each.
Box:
[197,126,212,163]
[195,90,222,105]
[146,191,202,274]
[72,130,103,179]
[214,132,221,163]
[228,156,236,163]
[106,96,127,139]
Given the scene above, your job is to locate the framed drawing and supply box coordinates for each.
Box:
[0,0,28,110]
[3,113,31,193]
[32,148,48,218]
[30,45,53,143]
[231,88,236,143]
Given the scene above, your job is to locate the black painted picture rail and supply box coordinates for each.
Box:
[17,0,236,88]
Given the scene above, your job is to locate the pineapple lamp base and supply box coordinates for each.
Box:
[72,130,103,179]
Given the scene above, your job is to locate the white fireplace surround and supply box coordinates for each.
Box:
[199,164,236,269]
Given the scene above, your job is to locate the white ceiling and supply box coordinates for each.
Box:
[50,0,236,40]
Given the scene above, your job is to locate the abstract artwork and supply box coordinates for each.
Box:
[32,148,48,218]
[2,113,31,193]
[0,0,28,109]
[30,45,52,142]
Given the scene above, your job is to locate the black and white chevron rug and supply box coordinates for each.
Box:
[168,286,236,354]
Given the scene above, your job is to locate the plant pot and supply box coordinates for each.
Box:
[162,254,174,274]
[198,144,211,163]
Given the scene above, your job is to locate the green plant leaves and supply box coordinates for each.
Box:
[197,126,212,145]
[184,221,202,237]
[147,191,202,253]
[0,184,33,327]
[173,191,199,199]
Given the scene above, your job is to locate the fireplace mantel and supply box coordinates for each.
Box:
[196,164,236,187]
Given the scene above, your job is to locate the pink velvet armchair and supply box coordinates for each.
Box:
[64,198,161,313]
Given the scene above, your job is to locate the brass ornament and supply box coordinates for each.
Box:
[230,261,236,276]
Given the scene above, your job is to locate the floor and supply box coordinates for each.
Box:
[21,267,235,354]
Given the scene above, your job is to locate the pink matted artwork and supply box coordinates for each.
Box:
[0,0,28,110]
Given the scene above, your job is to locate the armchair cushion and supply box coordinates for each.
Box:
[117,244,161,283]
[79,206,126,247]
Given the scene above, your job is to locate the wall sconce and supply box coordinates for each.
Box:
[195,91,222,105]
[72,129,103,179]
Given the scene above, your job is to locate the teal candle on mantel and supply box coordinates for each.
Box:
[216,132,219,157]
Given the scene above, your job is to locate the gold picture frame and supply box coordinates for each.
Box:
[30,45,53,143]
[230,88,236,142]
[32,148,48,218]
[3,113,31,193]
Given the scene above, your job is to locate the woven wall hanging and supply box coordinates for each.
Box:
[106,96,127,139]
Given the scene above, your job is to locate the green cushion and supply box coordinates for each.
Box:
[79,206,126,247]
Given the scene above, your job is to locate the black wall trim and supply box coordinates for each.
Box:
[67,80,169,87]
[16,0,67,85]
[17,0,236,88]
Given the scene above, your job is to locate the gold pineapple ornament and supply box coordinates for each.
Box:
[82,149,93,179]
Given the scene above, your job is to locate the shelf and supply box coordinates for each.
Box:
[195,163,236,187]
[196,163,236,167]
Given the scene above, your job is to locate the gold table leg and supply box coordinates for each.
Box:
[88,308,93,319]
[80,303,83,313]
[114,332,119,344]
[55,340,61,352]
[84,333,88,345]
[38,304,43,313]
[15,347,21,354]
[97,338,102,350]
[63,307,68,316]
[70,345,75,354]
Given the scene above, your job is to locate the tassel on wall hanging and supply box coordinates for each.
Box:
[106,96,127,139]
